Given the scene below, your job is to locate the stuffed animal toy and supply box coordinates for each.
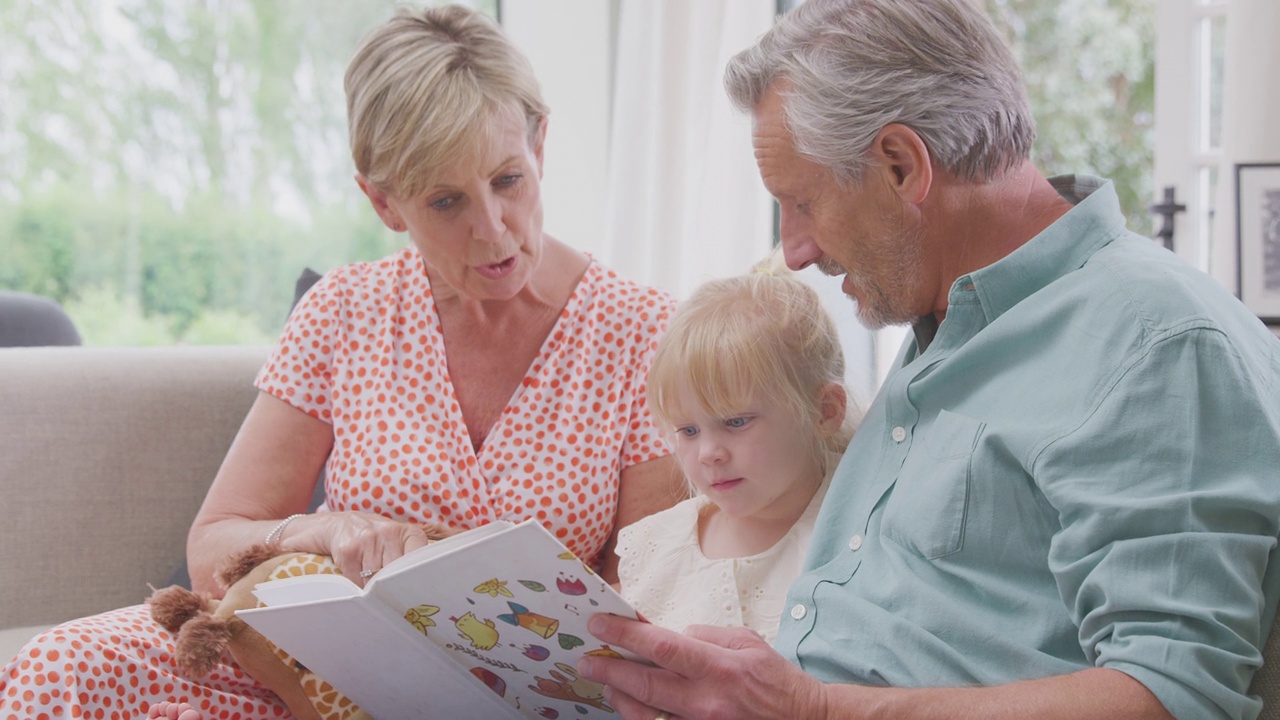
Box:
[148,526,455,720]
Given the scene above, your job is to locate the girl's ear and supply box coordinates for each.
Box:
[816,383,847,435]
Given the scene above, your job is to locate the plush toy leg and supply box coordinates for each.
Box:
[220,554,373,720]
[226,619,325,720]
[169,533,454,720]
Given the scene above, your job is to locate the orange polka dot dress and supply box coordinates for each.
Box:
[260,246,675,559]
[0,246,674,719]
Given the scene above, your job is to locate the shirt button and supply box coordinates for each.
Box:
[848,534,864,551]
[891,426,907,443]
[790,604,807,620]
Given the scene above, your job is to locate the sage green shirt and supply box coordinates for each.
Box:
[776,176,1280,719]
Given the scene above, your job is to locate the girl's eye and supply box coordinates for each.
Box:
[675,425,699,438]
[725,416,751,429]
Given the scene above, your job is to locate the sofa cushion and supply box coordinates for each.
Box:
[0,345,268,632]
[0,625,51,666]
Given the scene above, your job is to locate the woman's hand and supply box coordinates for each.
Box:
[283,511,436,586]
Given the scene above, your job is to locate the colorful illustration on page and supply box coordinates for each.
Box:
[398,549,625,716]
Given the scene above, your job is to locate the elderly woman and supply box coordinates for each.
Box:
[0,5,681,718]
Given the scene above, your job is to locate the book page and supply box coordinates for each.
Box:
[369,520,645,719]
[372,520,517,579]
[249,522,519,607]
[239,593,521,719]
[251,572,361,606]
[241,520,643,719]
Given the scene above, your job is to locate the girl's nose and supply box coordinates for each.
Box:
[698,439,727,464]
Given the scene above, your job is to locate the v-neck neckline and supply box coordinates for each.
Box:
[423,259,598,465]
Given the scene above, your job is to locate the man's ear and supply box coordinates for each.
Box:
[355,174,404,231]
[817,383,848,436]
[869,123,932,205]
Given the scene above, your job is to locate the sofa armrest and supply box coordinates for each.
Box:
[0,345,269,631]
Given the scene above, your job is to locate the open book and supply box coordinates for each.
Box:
[237,519,643,720]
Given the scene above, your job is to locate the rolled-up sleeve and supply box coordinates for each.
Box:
[1039,326,1280,719]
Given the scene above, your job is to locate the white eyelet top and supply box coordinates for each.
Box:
[616,459,836,644]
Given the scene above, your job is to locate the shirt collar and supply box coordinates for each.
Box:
[960,174,1128,324]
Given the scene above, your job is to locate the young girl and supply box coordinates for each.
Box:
[616,265,858,643]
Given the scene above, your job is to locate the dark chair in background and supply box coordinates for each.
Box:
[0,291,82,347]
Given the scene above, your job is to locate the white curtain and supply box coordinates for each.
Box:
[1211,0,1280,293]
[600,0,776,301]
[600,0,891,401]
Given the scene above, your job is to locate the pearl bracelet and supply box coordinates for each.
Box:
[264,513,306,548]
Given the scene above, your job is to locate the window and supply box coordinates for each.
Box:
[3,0,1164,351]
[0,0,496,345]
[1153,0,1227,273]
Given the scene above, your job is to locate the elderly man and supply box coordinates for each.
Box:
[580,1,1280,719]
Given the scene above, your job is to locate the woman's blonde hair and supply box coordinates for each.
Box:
[345,4,549,199]
[648,257,858,472]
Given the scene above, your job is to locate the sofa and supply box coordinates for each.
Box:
[5,343,1280,718]
[0,344,270,663]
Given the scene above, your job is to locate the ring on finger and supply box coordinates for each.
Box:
[359,568,377,579]
[654,713,671,720]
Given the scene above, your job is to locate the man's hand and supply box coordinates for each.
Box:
[579,613,829,720]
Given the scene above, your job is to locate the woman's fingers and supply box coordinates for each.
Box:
[402,523,434,555]
[312,513,432,585]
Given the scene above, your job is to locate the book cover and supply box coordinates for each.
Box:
[238,520,642,719]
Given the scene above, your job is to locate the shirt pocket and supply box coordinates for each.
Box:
[880,409,985,559]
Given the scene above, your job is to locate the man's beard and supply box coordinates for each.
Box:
[821,223,925,330]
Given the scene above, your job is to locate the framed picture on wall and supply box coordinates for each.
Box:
[1235,162,1280,323]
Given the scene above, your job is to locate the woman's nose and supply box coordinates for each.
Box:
[472,193,506,242]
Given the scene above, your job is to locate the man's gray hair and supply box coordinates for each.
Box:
[724,0,1035,185]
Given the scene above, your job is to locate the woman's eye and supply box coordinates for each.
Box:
[430,196,458,211]
[495,174,522,188]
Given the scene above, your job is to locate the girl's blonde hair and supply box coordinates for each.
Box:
[648,257,858,472]
[345,4,549,199]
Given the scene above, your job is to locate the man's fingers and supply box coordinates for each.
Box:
[595,674,658,719]
[682,623,768,650]
[579,654,681,719]
[582,613,727,717]
[587,613,699,669]
[588,614,761,676]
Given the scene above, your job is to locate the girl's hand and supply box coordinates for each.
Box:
[147,701,202,720]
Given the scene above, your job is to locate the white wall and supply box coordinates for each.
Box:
[501,0,615,258]
[1211,0,1280,293]
[502,0,888,398]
